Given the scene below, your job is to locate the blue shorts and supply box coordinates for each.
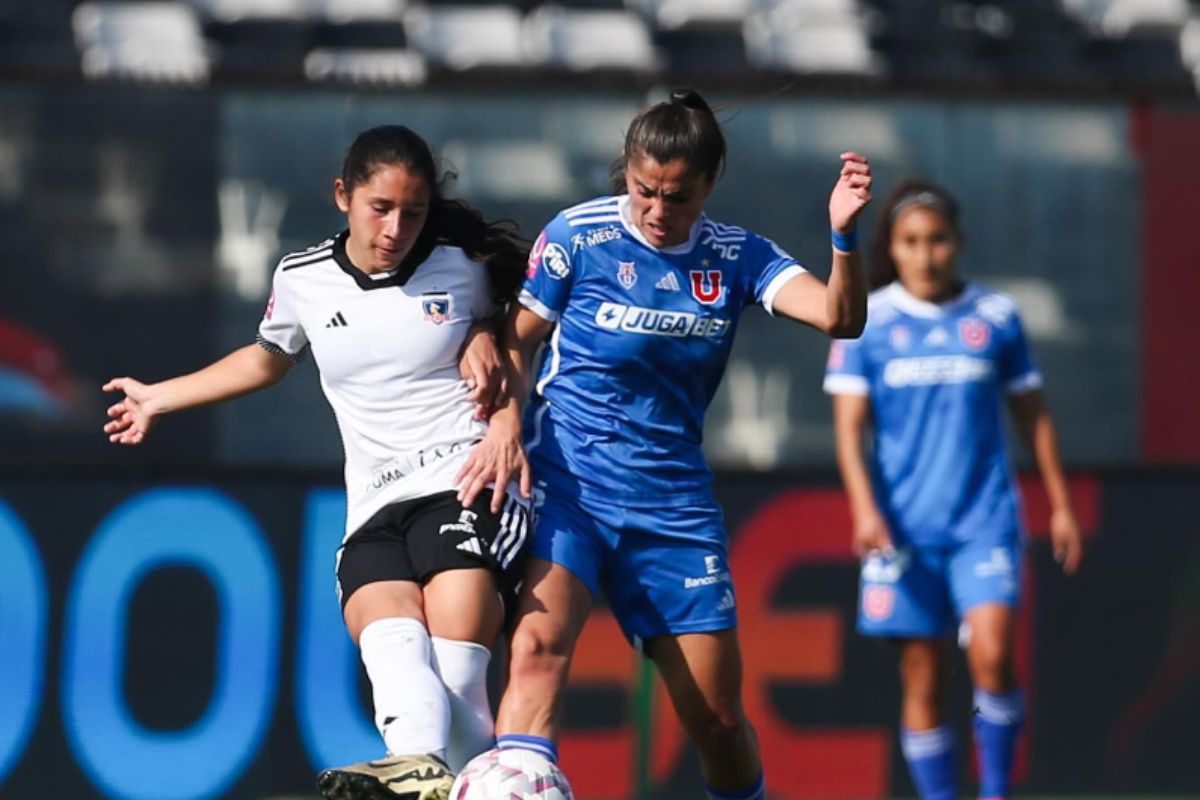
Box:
[857,533,1023,639]
[530,489,736,647]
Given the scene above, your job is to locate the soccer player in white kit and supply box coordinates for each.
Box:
[103,125,532,800]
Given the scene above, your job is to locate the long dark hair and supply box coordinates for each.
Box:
[610,88,727,192]
[341,125,527,303]
[869,179,962,290]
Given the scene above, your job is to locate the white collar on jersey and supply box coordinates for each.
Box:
[886,281,983,318]
[617,194,705,254]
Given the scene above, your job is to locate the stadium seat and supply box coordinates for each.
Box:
[403,4,525,69]
[744,1,879,75]
[304,47,426,84]
[868,0,997,85]
[439,139,574,200]
[628,0,760,76]
[185,0,313,23]
[990,30,1097,89]
[1181,16,1200,81]
[523,6,658,71]
[312,18,407,49]
[626,0,762,30]
[547,0,625,9]
[72,2,210,83]
[1100,0,1191,36]
[653,21,751,76]
[31,0,1200,91]
[1086,34,1193,90]
[313,0,409,23]
[204,17,316,80]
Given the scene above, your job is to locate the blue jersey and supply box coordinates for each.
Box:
[824,282,1042,547]
[520,195,806,507]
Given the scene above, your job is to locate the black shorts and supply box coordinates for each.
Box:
[336,489,530,619]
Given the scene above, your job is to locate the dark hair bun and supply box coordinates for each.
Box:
[670,88,712,113]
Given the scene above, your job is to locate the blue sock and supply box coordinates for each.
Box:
[900,725,956,800]
[705,772,765,800]
[973,688,1024,798]
[496,734,558,764]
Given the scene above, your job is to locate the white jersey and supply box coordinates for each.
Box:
[258,231,494,537]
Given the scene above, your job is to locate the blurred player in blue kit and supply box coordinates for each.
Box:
[458,89,873,800]
[824,180,1085,800]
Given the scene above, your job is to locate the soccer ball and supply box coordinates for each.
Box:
[450,747,574,799]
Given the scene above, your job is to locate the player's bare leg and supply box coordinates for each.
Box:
[963,603,1017,693]
[964,603,1022,800]
[495,559,593,741]
[897,638,947,731]
[647,630,763,797]
[896,638,956,800]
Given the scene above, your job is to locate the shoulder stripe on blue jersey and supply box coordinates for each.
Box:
[702,221,746,235]
[704,220,747,235]
[280,248,334,271]
[701,231,747,244]
[701,234,747,245]
[568,214,621,227]
[564,197,618,217]
[564,195,616,211]
[700,224,747,243]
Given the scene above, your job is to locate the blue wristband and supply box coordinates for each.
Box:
[831,227,858,253]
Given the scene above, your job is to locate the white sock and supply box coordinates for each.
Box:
[431,636,495,771]
[358,617,449,760]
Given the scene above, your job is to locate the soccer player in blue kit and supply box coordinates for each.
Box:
[823,180,1085,800]
[457,89,873,800]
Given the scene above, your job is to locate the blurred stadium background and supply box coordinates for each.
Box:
[0,0,1198,798]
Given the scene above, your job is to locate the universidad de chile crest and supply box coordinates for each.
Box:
[617,261,638,289]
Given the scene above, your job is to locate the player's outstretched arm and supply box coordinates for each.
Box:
[102,344,294,445]
[833,393,894,556]
[770,153,871,338]
[1008,389,1083,574]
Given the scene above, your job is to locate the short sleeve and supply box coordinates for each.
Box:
[517,214,576,323]
[256,264,309,362]
[748,236,808,316]
[997,308,1043,395]
[823,337,870,396]
[471,261,498,321]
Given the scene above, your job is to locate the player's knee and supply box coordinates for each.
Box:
[969,641,1014,691]
[678,699,748,753]
[507,624,572,684]
[676,690,748,753]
